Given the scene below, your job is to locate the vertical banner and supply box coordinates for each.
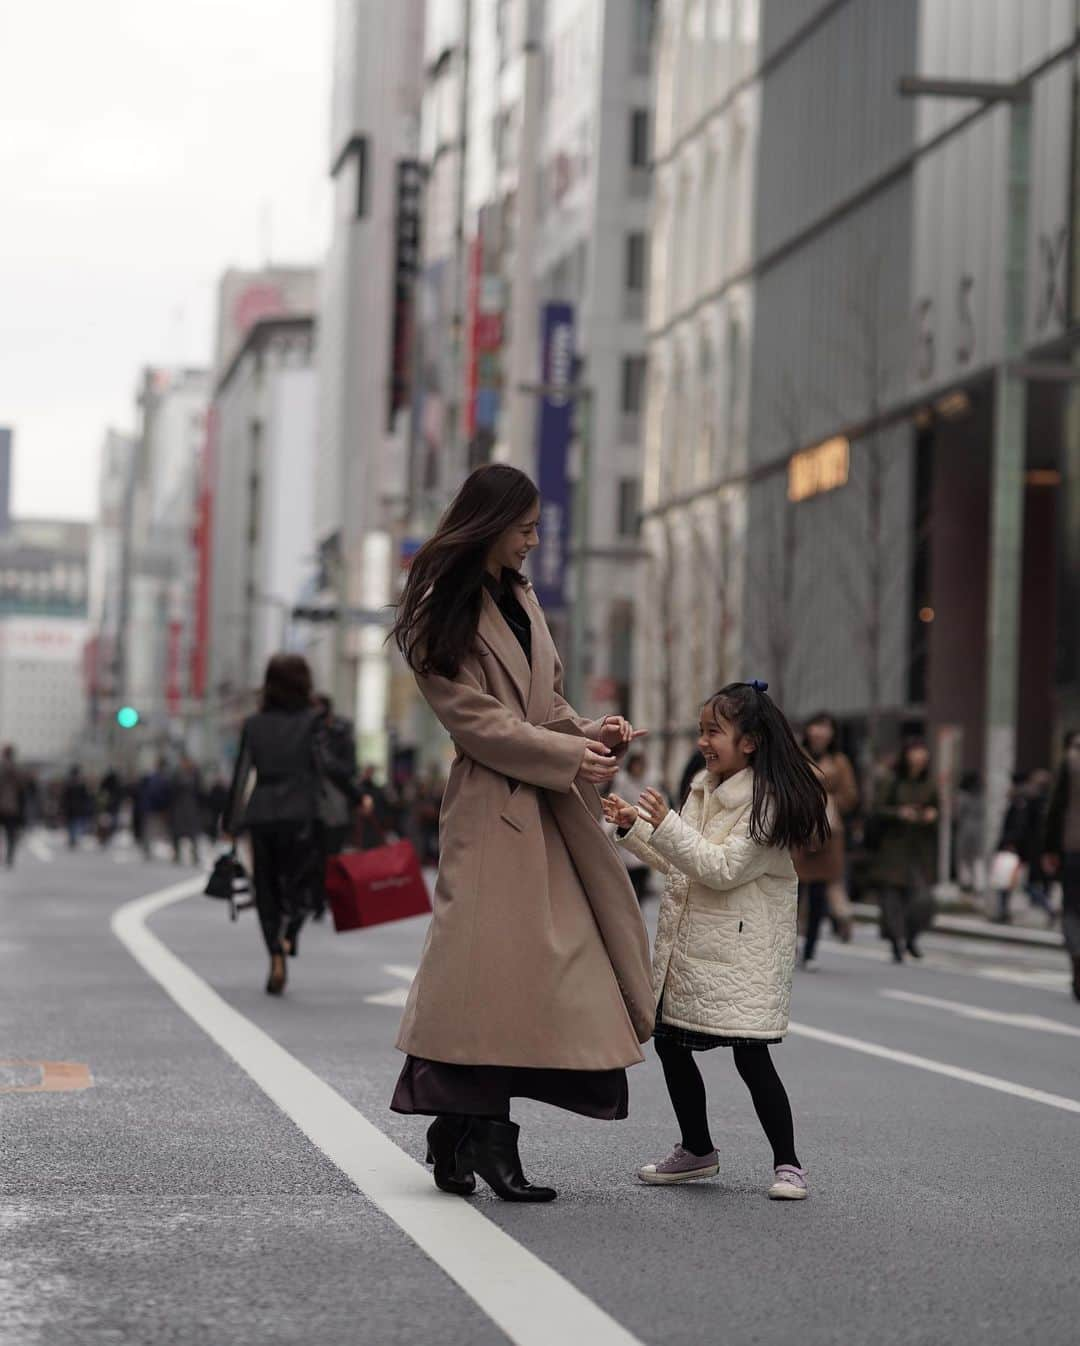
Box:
[533,303,575,613]
[388,160,423,431]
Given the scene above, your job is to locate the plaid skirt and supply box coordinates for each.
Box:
[653,994,780,1052]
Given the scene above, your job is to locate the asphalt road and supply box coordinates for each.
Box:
[3,833,1079,1346]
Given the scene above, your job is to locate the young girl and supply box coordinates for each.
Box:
[602,680,828,1200]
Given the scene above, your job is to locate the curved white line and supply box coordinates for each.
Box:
[112,880,645,1346]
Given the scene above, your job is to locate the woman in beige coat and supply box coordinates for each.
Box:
[389,464,654,1203]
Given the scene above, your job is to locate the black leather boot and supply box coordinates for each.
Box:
[425,1115,475,1196]
[460,1119,557,1202]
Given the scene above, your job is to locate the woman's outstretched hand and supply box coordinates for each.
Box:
[637,787,670,828]
[601,793,638,829]
[597,715,648,752]
[580,740,620,785]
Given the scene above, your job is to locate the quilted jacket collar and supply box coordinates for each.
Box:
[690,766,754,812]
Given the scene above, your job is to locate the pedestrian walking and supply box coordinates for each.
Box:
[96,768,124,847]
[993,774,1031,923]
[314,694,359,858]
[1022,769,1055,925]
[0,745,29,867]
[137,759,174,859]
[60,766,93,850]
[1042,728,1080,1001]
[953,770,984,893]
[866,739,939,962]
[223,654,343,996]
[203,772,229,842]
[169,757,203,866]
[604,681,828,1200]
[794,711,858,966]
[388,463,654,1203]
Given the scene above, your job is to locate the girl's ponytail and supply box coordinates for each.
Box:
[705,682,830,852]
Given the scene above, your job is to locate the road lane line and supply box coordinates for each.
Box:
[112,880,645,1346]
[788,1021,1080,1114]
[27,833,53,863]
[880,988,1080,1038]
[817,938,1072,994]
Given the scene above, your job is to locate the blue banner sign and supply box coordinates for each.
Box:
[533,302,575,612]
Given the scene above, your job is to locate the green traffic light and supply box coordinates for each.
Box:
[116,706,140,729]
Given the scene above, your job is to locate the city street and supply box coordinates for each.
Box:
[3,838,1079,1346]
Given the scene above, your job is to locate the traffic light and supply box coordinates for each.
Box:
[116,706,140,730]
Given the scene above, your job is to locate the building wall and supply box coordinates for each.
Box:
[208,320,317,746]
[317,0,425,757]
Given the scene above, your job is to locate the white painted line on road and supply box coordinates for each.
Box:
[364,964,418,1008]
[881,988,1080,1038]
[789,1021,1080,1114]
[26,833,53,863]
[112,881,645,1346]
[818,937,1072,994]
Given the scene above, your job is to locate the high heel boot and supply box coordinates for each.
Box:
[424,1115,475,1196]
[459,1118,557,1203]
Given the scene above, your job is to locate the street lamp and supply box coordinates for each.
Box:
[517,380,594,707]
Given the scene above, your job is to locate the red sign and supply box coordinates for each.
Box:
[463,234,483,438]
[166,620,183,716]
[190,405,217,701]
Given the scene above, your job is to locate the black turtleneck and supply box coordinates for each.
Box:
[482,569,532,666]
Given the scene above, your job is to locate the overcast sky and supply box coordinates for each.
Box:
[1,1,333,520]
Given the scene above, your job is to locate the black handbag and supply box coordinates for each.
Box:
[204,847,255,921]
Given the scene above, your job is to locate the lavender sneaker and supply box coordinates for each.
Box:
[638,1144,719,1185]
[768,1165,809,1200]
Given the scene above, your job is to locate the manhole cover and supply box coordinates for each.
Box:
[0,1061,93,1093]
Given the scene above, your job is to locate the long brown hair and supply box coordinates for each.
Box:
[260,653,313,711]
[706,682,830,851]
[391,464,539,678]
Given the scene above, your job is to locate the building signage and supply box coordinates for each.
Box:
[533,303,575,612]
[388,160,423,431]
[787,436,850,503]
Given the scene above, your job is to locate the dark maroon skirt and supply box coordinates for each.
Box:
[390,1055,628,1121]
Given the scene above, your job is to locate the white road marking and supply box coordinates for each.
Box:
[365,964,417,1008]
[26,833,53,863]
[788,1021,1080,1114]
[881,988,1080,1037]
[819,936,1072,994]
[112,881,645,1346]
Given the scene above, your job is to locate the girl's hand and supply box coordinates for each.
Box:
[637,787,669,828]
[601,793,638,829]
[580,741,619,785]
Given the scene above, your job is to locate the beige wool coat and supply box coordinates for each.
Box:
[619,769,797,1040]
[395,581,655,1070]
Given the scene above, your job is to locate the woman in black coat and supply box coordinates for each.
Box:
[224,654,334,995]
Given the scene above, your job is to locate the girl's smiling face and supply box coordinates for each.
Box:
[698,707,755,781]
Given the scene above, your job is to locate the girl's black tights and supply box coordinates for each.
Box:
[655,1038,800,1168]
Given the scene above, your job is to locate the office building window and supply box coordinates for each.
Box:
[625,232,647,292]
[630,109,650,168]
[617,478,641,538]
[621,355,647,414]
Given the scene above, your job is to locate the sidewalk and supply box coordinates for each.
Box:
[851,900,1062,949]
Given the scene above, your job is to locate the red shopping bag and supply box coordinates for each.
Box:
[325,840,432,932]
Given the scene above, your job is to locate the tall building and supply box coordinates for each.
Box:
[86,428,137,733]
[314,0,426,767]
[406,0,657,765]
[0,519,90,764]
[205,310,318,754]
[124,367,210,747]
[642,0,1079,832]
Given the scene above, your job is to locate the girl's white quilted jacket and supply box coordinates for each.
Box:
[619,768,797,1039]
